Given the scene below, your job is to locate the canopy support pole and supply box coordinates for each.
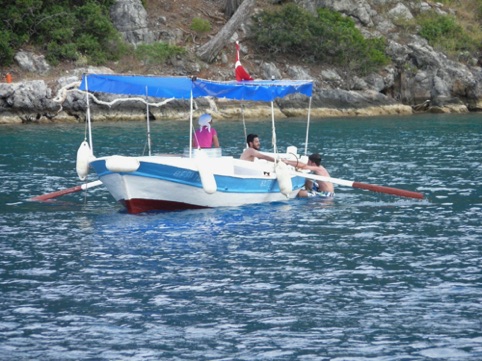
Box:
[84,75,93,153]
[304,96,312,156]
[242,104,248,148]
[145,86,152,156]
[271,101,277,155]
[189,89,194,158]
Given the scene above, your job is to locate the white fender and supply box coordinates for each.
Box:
[105,156,140,173]
[195,155,217,194]
[275,160,293,197]
[76,141,92,181]
[286,146,298,159]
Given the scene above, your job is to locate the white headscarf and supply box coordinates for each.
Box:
[198,113,212,132]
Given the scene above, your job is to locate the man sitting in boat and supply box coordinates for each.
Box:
[240,133,275,162]
[284,153,335,198]
[193,113,220,148]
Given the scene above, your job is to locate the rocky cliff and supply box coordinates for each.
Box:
[1,0,481,124]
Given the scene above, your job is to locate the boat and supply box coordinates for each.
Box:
[75,73,315,213]
[30,74,424,208]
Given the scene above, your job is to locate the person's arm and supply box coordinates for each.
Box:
[212,134,220,148]
[286,161,321,173]
[284,159,315,190]
[255,150,275,162]
[192,130,199,148]
[283,159,306,169]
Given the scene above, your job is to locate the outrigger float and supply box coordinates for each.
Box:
[31,73,424,213]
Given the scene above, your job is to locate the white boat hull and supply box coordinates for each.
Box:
[91,154,305,213]
[77,74,315,214]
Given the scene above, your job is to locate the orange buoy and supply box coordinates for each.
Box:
[5,73,12,83]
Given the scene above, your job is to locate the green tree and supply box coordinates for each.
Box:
[0,0,43,65]
[251,4,390,75]
[418,12,479,54]
[0,0,123,67]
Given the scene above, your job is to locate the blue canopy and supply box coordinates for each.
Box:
[78,74,313,102]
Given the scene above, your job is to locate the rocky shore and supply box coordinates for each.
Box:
[0,66,474,125]
[1,0,481,124]
[0,69,416,124]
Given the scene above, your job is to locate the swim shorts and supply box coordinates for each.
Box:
[306,190,335,198]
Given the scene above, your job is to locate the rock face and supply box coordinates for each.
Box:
[110,0,155,45]
[299,0,482,110]
[14,51,51,75]
[1,0,481,123]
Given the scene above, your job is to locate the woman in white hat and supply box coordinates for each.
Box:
[193,113,220,148]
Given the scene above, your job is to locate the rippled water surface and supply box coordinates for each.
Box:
[1,114,481,360]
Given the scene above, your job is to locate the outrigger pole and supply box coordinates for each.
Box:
[29,180,103,201]
[293,171,424,199]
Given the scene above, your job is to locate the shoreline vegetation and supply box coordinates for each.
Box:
[1,1,482,124]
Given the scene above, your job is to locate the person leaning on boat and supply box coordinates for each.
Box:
[193,113,220,148]
[240,133,276,162]
[284,153,335,198]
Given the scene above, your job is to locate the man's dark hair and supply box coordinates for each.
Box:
[309,153,322,166]
[246,133,258,145]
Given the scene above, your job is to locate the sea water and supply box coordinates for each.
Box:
[0,113,481,360]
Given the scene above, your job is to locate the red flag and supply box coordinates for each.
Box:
[235,41,253,81]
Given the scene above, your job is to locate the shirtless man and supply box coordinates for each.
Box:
[240,133,275,162]
[284,153,335,198]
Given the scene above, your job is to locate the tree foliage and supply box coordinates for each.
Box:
[251,4,390,75]
[417,12,481,54]
[0,0,126,66]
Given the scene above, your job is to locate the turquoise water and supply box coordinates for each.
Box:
[0,113,481,360]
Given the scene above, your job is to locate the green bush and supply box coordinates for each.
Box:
[135,42,186,65]
[190,17,211,34]
[0,31,15,66]
[73,2,127,64]
[251,4,390,75]
[46,42,78,66]
[419,14,459,41]
[418,12,480,54]
[0,0,123,67]
[251,4,312,55]
[0,0,41,65]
